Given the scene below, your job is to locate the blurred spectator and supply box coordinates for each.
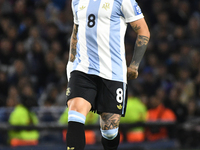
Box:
[170,1,191,26]
[44,0,60,22]
[45,22,67,50]
[38,98,62,143]
[42,98,58,120]
[0,86,19,123]
[164,87,188,123]
[55,10,73,33]
[152,11,174,40]
[13,41,27,60]
[178,67,195,105]
[195,70,200,101]
[24,26,48,53]
[18,14,36,40]
[186,16,200,40]
[156,65,174,93]
[6,25,18,45]
[39,84,58,106]
[146,53,159,68]
[56,83,68,106]
[120,96,147,143]
[11,0,27,26]
[151,0,165,17]
[34,5,47,37]
[0,15,11,39]
[0,38,13,68]
[186,99,200,120]
[26,40,46,89]
[8,92,39,146]
[51,0,67,11]
[50,41,62,58]
[141,67,160,96]
[190,50,200,78]
[7,86,19,101]
[8,59,27,85]
[48,60,66,85]
[145,95,176,141]
[173,25,186,41]
[179,45,191,67]
[0,0,12,15]
[0,71,9,104]
[167,52,182,79]
[45,22,59,45]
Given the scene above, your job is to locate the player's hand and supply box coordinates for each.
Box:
[127,65,138,80]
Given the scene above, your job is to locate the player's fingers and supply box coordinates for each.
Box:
[127,70,138,80]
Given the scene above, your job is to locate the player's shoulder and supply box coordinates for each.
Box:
[72,0,79,5]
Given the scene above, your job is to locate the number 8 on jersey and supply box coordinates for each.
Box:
[88,14,95,28]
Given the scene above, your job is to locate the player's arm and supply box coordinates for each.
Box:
[127,18,150,80]
[67,24,78,81]
[69,24,78,62]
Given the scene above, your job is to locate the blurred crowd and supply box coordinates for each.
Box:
[0,0,200,147]
[126,0,200,123]
[0,0,72,108]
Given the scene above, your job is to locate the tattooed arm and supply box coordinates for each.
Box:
[67,24,78,81]
[127,18,150,80]
[69,24,78,62]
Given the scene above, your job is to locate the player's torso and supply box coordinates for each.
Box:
[72,0,127,83]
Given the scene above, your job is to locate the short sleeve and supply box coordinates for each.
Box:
[71,1,79,25]
[121,0,144,23]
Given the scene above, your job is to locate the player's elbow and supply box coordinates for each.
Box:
[137,26,150,40]
[141,27,150,39]
[146,28,150,38]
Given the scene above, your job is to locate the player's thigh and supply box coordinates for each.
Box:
[100,112,121,130]
[67,97,92,117]
[66,71,97,116]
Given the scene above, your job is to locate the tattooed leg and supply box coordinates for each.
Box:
[100,113,121,130]
[100,113,121,150]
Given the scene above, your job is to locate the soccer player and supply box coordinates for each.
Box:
[66,0,150,149]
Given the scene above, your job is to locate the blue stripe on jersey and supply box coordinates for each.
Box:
[85,0,101,75]
[109,0,124,81]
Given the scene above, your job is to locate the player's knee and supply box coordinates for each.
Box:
[67,98,91,116]
[100,128,119,140]
[68,110,86,124]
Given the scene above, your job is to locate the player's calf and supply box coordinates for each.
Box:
[66,110,86,150]
[100,113,121,150]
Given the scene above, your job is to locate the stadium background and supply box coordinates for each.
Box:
[0,0,200,149]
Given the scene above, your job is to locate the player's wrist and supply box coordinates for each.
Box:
[128,63,139,70]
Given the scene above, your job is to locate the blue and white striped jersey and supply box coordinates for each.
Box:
[71,0,144,83]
